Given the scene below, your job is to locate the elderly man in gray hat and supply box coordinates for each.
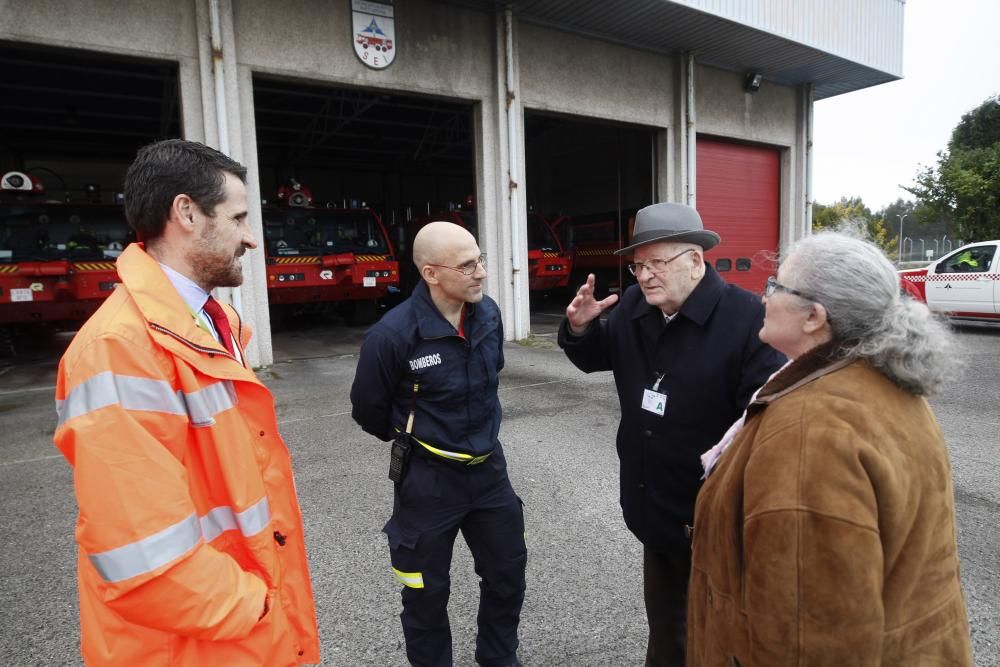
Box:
[558,202,785,665]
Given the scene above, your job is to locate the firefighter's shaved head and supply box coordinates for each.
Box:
[413,221,476,270]
[415,221,485,306]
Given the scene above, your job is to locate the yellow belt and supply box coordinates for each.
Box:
[412,435,493,465]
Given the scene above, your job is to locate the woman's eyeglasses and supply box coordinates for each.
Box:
[764,276,831,323]
[763,276,809,299]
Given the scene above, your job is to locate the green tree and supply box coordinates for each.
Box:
[812,196,897,257]
[813,197,869,231]
[906,95,1000,241]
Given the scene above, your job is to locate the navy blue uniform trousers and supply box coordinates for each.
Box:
[383,446,527,667]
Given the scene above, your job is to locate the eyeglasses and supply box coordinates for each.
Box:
[427,254,487,276]
[764,276,809,299]
[626,248,695,277]
[764,276,831,322]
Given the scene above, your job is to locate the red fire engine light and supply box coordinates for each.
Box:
[277,179,313,208]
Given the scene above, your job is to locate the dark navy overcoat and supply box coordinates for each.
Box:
[559,265,786,552]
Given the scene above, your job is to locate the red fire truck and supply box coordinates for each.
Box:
[356,33,393,52]
[526,212,572,291]
[262,184,399,325]
[1,171,128,354]
[548,210,635,294]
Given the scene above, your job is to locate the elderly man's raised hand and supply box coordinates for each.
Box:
[566,273,619,336]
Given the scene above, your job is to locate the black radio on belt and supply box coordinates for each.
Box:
[388,433,411,483]
[389,382,418,483]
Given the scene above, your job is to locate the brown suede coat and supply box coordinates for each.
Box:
[687,344,973,666]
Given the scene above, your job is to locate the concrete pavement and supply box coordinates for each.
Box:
[0,311,997,665]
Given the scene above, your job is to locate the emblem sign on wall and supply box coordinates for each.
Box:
[352,0,396,69]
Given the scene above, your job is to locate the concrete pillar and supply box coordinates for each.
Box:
[780,83,814,250]
[191,0,272,366]
[779,143,795,252]
[491,10,530,341]
[193,0,220,148]
[802,84,815,238]
[235,64,273,367]
[673,56,689,205]
[475,97,503,322]
[684,54,697,209]
[178,57,206,144]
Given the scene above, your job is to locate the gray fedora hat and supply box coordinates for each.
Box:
[614,202,721,255]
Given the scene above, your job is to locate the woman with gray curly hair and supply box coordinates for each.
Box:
[687,232,973,666]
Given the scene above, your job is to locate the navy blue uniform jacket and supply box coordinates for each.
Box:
[559,265,785,552]
[351,281,504,456]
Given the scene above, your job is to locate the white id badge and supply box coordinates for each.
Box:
[641,389,667,416]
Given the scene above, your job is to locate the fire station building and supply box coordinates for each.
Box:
[1,1,905,365]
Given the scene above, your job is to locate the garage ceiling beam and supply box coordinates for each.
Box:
[413,111,469,161]
[1,139,141,158]
[0,56,172,82]
[299,95,381,159]
[0,103,164,124]
[255,146,469,168]
[1,82,164,104]
[253,84,472,115]
[257,125,420,145]
[256,114,470,134]
[257,140,419,157]
[258,137,470,163]
[0,122,154,138]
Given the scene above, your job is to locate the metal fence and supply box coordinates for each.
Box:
[900,236,964,263]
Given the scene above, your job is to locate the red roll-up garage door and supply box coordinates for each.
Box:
[696,137,780,294]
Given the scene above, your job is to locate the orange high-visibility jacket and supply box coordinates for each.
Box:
[53,244,320,665]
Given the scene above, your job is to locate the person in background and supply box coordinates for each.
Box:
[688,232,973,666]
[351,221,526,667]
[559,202,785,665]
[53,139,320,665]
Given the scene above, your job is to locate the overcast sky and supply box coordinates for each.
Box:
[811,0,1000,212]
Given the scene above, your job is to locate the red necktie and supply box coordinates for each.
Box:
[202,296,236,356]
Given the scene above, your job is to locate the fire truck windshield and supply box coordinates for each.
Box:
[0,203,131,263]
[527,213,560,252]
[263,208,388,257]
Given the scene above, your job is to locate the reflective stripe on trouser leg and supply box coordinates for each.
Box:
[389,521,461,667]
[384,452,464,667]
[392,568,424,589]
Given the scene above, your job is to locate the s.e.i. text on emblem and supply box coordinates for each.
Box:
[351,0,395,70]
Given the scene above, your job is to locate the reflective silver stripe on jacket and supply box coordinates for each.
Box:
[56,372,236,428]
[200,497,272,542]
[184,380,238,427]
[89,497,272,583]
[89,512,202,583]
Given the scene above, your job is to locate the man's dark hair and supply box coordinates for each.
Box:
[123,139,247,242]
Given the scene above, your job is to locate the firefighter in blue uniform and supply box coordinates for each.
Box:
[351,221,526,667]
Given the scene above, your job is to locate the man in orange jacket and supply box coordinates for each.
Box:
[53,139,320,665]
